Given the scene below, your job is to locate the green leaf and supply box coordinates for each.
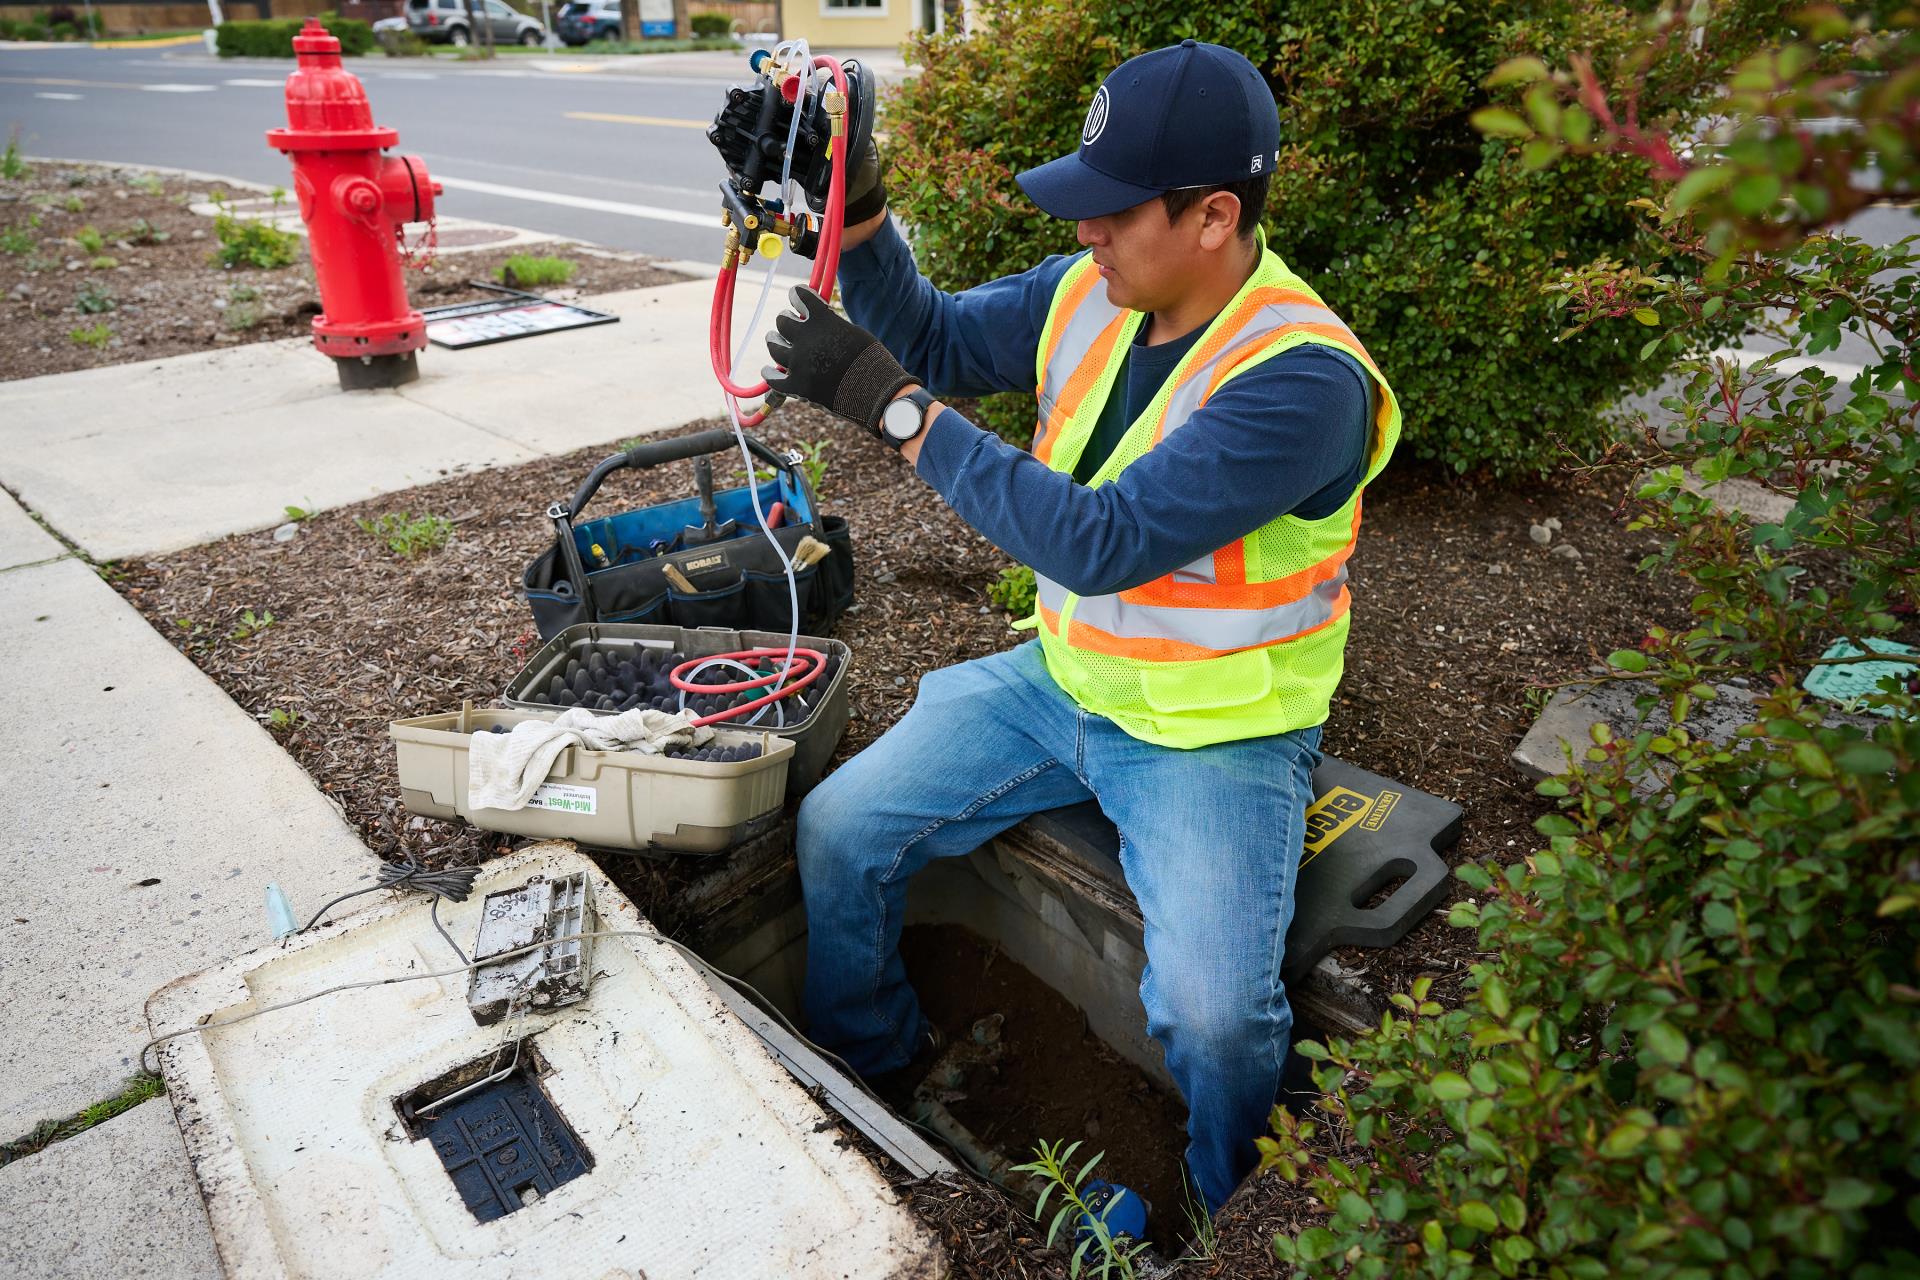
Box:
[1668,165,1735,214]
[1295,1226,1338,1261]
[1497,1193,1527,1232]
[1430,1071,1474,1102]
[1484,56,1550,87]
[1471,107,1531,138]
[1602,1122,1649,1156]
[1482,973,1511,1020]
[1834,743,1895,774]
[1701,901,1738,936]
[1729,172,1783,216]
[1632,308,1661,327]
[1459,1200,1499,1232]
[1792,741,1835,779]
[1608,648,1650,672]
[1519,139,1565,171]
[1642,1021,1689,1065]
[1821,1178,1876,1211]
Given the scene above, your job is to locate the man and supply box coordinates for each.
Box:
[763,40,1401,1215]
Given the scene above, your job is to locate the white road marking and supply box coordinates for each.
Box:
[140,84,219,93]
[34,91,82,100]
[434,174,717,229]
[565,110,708,130]
[223,78,286,88]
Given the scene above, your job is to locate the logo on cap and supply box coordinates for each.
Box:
[1082,85,1111,146]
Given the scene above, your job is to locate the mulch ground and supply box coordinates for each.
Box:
[109,394,1695,1274]
[0,161,680,382]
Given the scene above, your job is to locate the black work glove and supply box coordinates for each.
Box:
[796,134,886,260]
[763,286,914,437]
[843,132,888,226]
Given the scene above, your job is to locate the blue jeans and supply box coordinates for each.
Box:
[796,642,1322,1211]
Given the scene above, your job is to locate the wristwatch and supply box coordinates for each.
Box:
[879,386,940,450]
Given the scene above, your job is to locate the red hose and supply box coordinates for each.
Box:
[672,647,827,726]
[710,55,852,408]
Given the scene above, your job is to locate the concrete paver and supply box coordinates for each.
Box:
[0,555,371,1138]
[0,490,67,571]
[0,1100,219,1280]
[0,278,716,561]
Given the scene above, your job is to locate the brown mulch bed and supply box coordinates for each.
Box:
[0,161,682,382]
[111,403,1692,1275]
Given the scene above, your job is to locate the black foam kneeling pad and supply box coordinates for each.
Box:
[1016,756,1462,982]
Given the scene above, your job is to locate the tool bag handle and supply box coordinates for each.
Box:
[565,429,801,521]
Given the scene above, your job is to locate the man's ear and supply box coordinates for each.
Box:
[1198,190,1242,250]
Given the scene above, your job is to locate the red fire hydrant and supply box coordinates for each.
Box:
[267,18,440,390]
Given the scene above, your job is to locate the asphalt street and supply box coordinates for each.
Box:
[2,41,1911,372]
[0,41,874,265]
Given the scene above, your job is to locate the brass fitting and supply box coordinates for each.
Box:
[744,213,759,231]
[720,209,732,228]
[722,229,741,265]
[823,88,847,137]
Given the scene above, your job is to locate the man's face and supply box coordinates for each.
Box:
[1076,197,1210,313]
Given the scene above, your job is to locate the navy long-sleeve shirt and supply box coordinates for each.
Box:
[836,218,1371,598]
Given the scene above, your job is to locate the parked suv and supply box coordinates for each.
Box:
[556,0,624,44]
[406,0,546,47]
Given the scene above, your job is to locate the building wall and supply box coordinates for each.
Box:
[779,0,914,49]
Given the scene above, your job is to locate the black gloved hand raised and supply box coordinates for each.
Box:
[763,286,915,437]
[842,133,888,227]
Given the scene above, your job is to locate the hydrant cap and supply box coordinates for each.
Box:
[291,16,339,55]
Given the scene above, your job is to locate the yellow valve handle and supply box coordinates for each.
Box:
[758,232,784,260]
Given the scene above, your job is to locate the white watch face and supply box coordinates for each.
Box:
[882,396,924,442]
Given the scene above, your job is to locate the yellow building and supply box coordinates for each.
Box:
[778,0,966,50]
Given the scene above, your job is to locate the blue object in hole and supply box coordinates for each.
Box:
[1078,1179,1148,1245]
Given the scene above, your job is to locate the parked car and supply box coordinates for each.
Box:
[405,0,546,47]
[556,0,625,45]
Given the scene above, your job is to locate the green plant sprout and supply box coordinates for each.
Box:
[227,609,275,642]
[1010,1140,1151,1280]
[210,188,301,270]
[356,511,453,558]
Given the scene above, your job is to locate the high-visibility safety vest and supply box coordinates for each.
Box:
[1026,239,1402,749]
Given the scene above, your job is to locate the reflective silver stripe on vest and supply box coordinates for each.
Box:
[1036,572,1071,617]
[1074,565,1349,651]
[1039,262,1125,413]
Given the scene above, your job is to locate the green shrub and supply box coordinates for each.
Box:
[378,27,429,56]
[72,224,103,255]
[493,253,575,287]
[883,0,1800,473]
[988,564,1036,617]
[68,322,111,349]
[1258,9,1920,1278]
[215,13,373,58]
[210,189,302,270]
[688,10,731,37]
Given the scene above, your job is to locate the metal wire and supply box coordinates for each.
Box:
[300,858,482,935]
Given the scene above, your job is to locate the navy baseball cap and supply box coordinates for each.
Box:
[1017,40,1280,221]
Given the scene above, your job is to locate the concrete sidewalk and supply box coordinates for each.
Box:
[0,223,733,1276]
[0,278,722,562]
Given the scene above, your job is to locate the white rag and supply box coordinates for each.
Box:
[468,707,715,812]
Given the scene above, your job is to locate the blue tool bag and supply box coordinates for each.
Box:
[521,430,855,640]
